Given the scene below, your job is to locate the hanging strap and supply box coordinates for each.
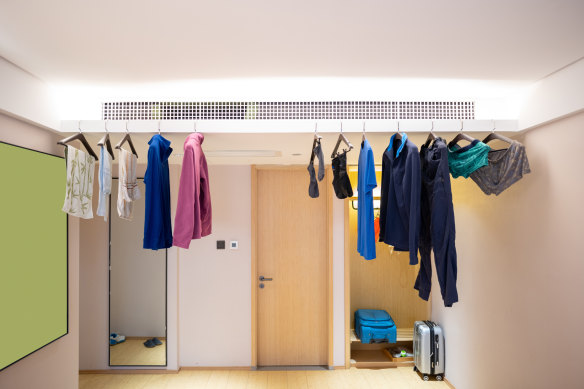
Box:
[310,137,320,163]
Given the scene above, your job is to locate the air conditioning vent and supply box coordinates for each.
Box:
[102,101,474,121]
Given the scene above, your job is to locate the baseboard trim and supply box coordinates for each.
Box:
[332,365,346,370]
[80,369,178,374]
[180,366,252,371]
[121,336,167,341]
[444,377,456,389]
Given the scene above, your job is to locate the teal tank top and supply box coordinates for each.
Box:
[448,140,490,178]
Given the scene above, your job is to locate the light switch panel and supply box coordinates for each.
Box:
[230,241,238,250]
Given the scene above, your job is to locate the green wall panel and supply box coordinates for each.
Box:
[0,142,68,371]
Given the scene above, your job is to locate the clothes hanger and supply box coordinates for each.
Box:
[361,121,366,145]
[330,121,354,158]
[158,120,161,135]
[310,122,322,163]
[394,121,402,141]
[115,120,139,158]
[97,120,115,160]
[423,120,437,148]
[482,120,513,145]
[57,121,99,160]
[448,120,476,149]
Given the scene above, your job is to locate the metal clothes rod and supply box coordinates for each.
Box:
[60,119,519,134]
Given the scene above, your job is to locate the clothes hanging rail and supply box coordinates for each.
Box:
[59,119,520,134]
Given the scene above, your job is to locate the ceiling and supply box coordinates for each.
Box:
[0,0,583,84]
[83,131,518,166]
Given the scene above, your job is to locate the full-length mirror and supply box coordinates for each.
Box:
[109,178,167,366]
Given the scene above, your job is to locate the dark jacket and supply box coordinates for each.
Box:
[379,133,421,265]
[415,138,458,307]
[143,134,173,250]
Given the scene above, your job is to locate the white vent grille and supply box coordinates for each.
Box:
[102,101,474,121]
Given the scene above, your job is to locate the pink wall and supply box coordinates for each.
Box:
[178,165,252,367]
[432,111,584,389]
[0,113,80,389]
[78,175,108,370]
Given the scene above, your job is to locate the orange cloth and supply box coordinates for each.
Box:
[374,216,380,242]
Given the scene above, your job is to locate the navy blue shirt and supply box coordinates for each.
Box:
[379,133,421,265]
[144,135,173,250]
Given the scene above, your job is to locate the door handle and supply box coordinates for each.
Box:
[259,276,273,281]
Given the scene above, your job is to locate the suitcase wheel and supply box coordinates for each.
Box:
[423,375,429,381]
[413,366,417,372]
[436,375,443,381]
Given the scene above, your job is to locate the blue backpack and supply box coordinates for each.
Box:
[355,309,397,344]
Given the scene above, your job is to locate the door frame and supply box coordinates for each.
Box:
[251,165,334,369]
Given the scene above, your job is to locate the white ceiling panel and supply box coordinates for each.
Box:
[0,0,583,83]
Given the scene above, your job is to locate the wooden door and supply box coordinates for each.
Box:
[256,168,328,366]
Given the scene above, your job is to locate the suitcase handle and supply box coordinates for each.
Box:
[424,321,436,375]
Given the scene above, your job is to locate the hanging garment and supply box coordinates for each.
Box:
[307,141,325,198]
[470,141,531,195]
[117,147,141,220]
[379,133,421,265]
[331,151,353,199]
[96,145,112,221]
[314,142,325,181]
[62,145,95,219]
[414,138,458,307]
[143,134,173,250]
[448,140,490,178]
[357,139,377,260]
[173,133,212,249]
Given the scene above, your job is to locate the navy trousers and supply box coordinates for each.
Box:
[414,138,459,307]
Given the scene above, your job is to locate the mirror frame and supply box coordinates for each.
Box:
[108,177,168,368]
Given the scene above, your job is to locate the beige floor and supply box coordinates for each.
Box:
[109,338,166,366]
[79,367,450,388]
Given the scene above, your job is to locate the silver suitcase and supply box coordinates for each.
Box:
[413,321,445,381]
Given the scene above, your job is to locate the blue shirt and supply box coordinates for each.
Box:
[144,134,173,250]
[379,133,421,265]
[357,139,377,260]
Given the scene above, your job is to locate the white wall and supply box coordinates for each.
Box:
[432,111,584,389]
[519,57,584,130]
[178,165,252,367]
[0,113,79,389]
[79,162,346,369]
[0,57,59,129]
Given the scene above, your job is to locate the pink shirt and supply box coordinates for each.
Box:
[173,133,212,248]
